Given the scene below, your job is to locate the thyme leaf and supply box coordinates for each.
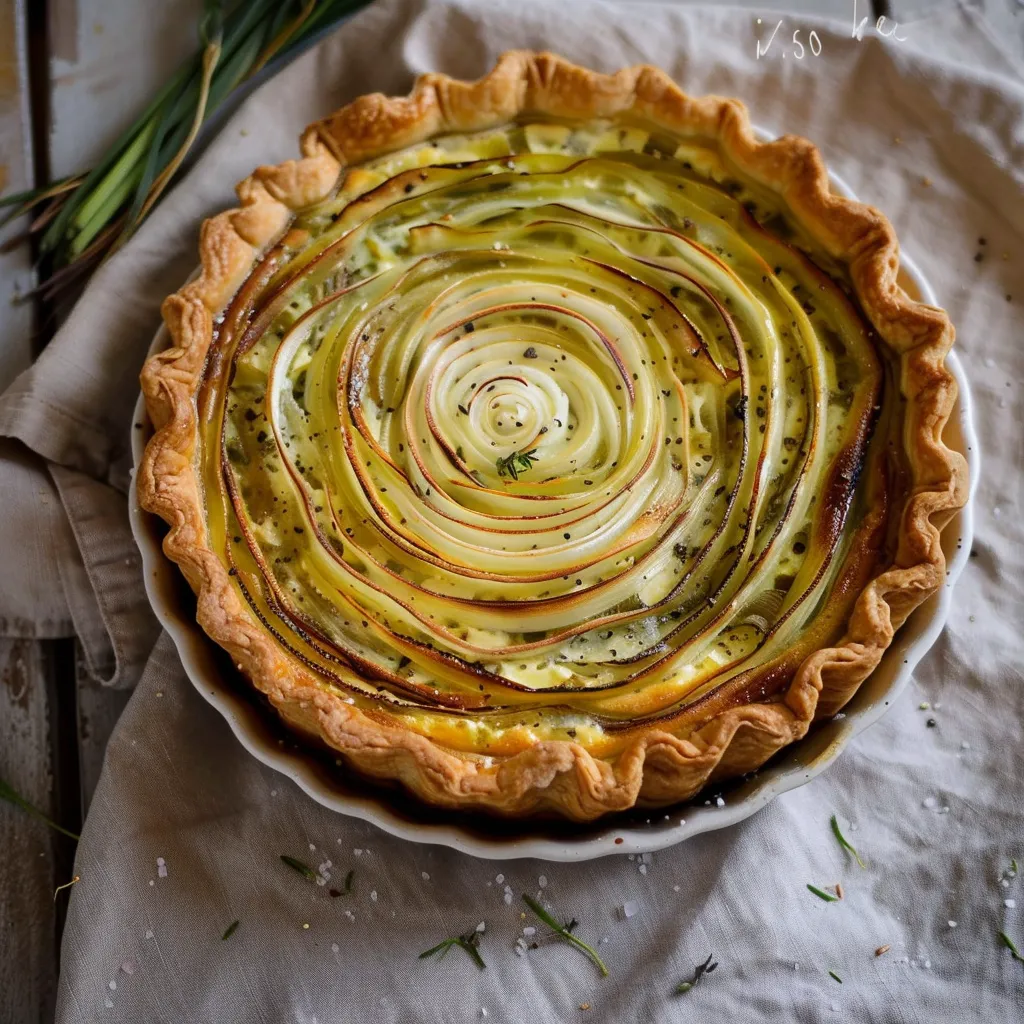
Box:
[675,953,718,994]
[830,814,866,868]
[222,919,240,940]
[0,776,79,840]
[829,970,843,984]
[1000,931,1024,963]
[419,928,486,970]
[496,449,539,481]
[522,894,608,977]
[807,884,839,903]
[280,854,317,881]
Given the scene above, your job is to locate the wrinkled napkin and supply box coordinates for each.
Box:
[1,1,1022,1021]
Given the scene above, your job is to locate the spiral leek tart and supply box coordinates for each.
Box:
[140,53,966,820]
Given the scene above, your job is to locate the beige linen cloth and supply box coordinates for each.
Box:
[1,1,1021,1020]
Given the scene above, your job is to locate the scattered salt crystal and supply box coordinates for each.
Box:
[156,857,168,878]
[831,1002,840,1012]
[639,864,648,875]
[948,920,958,928]
[476,921,486,933]
[1005,899,1017,909]
[715,796,725,808]
[523,926,536,937]
[148,880,154,887]
[794,962,799,970]
[481,1010,489,1018]
[344,910,355,922]
[1001,879,1010,888]
[673,885,680,892]
[421,871,430,881]
[108,981,117,991]
[120,962,134,976]
[538,875,548,888]
[923,796,938,809]
[627,854,635,862]
[934,702,942,710]
[495,873,504,884]
[924,960,931,969]
[504,890,513,906]
[354,849,364,857]
[599,936,609,945]
[331,943,339,953]
[619,900,640,920]
[145,930,153,940]
[370,890,378,902]
[270,790,277,797]
[104,998,114,1009]
[961,742,970,750]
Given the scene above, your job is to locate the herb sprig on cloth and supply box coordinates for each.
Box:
[419,928,486,970]
[522,894,608,977]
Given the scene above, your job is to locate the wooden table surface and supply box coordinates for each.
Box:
[0,1,1013,1020]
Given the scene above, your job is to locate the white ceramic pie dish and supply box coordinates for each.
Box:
[129,138,979,862]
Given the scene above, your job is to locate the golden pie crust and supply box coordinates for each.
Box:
[139,52,967,821]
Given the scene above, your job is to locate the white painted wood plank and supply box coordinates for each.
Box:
[0,0,35,387]
[48,0,203,178]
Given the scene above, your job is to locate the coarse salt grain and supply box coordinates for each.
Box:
[331,943,339,953]
[421,871,430,881]
[923,796,938,809]
[120,961,134,975]
[495,873,504,884]
[370,890,378,902]
[639,864,648,875]
[476,921,486,933]
[715,796,725,807]
[108,981,116,991]
[1005,899,1017,909]
[620,900,640,920]
[523,926,536,937]
[156,857,167,878]
[538,875,548,888]
[145,930,153,940]
[948,920,958,928]
[104,998,114,1009]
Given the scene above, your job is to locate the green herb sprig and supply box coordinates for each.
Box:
[496,449,539,481]
[280,854,318,881]
[829,970,843,984]
[806,884,839,903]
[419,928,486,970]
[0,0,372,302]
[675,953,718,994]
[830,814,866,868]
[1000,931,1024,964]
[0,775,79,840]
[522,894,608,977]
[222,919,240,940]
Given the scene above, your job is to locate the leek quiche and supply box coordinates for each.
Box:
[140,52,966,820]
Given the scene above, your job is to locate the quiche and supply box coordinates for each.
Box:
[140,52,967,821]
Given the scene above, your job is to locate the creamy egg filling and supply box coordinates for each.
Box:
[199,118,897,758]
